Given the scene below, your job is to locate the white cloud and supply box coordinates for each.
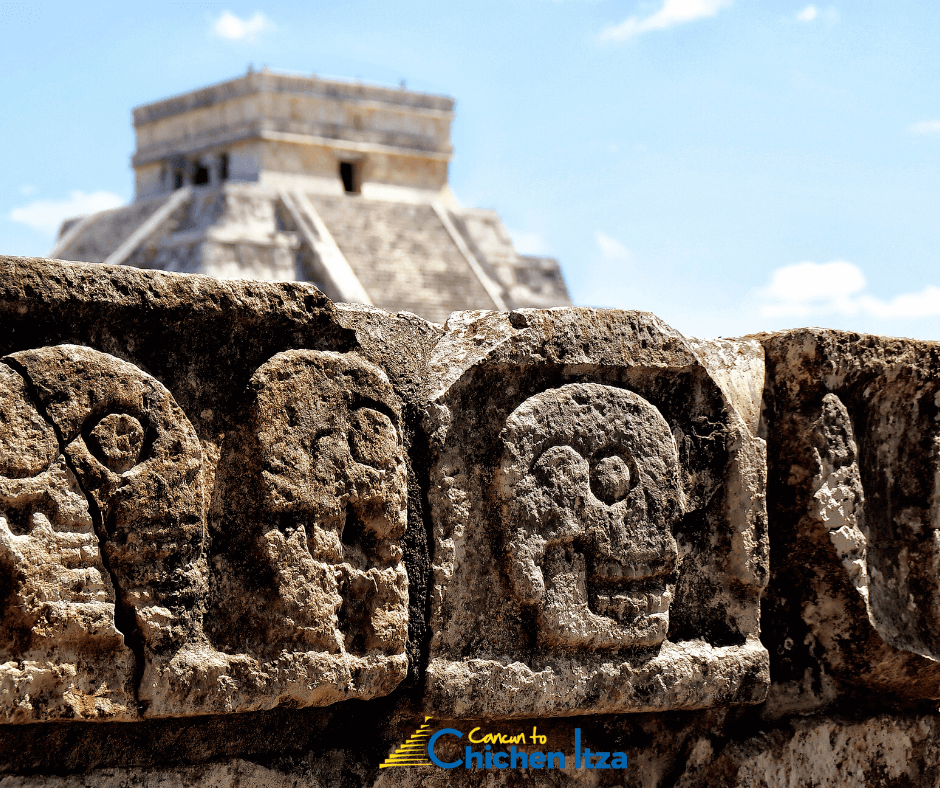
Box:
[796,5,818,21]
[595,231,632,262]
[758,260,940,319]
[599,0,732,43]
[211,11,274,42]
[8,190,124,235]
[857,287,940,319]
[509,229,553,256]
[910,120,940,135]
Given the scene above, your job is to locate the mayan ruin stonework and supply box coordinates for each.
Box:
[50,71,571,325]
[3,254,940,787]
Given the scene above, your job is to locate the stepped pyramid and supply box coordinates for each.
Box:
[51,69,571,323]
[379,717,434,768]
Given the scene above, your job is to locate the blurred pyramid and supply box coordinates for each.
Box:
[52,69,570,323]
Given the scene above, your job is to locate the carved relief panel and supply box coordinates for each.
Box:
[0,344,206,722]
[761,330,940,705]
[201,350,409,714]
[424,309,770,718]
[0,259,420,722]
[498,383,683,653]
[0,346,411,721]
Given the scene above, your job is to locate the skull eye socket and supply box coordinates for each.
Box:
[86,413,146,474]
[533,444,588,491]
[348,408,399,469]
[589,452,636,505]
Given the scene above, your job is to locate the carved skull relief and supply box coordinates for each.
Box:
[0,361,125,654]
[0,343,209,720]
[248,350,409,657]
[497,383,683,650]
[7,345,208,662]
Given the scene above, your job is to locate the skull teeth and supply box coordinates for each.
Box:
[591,588,673,620]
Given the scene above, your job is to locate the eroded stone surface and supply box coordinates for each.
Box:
[673,712,940,788]
[0,355,137,722]
[424,309,770,718]
[498,383,683,652]
[5,255,940,785]
[201,349,409,714]
[758,328,940,710]
[8,344,212,719]
[0,760,319,787]
[0,256,423,721]
[688,337,765,437]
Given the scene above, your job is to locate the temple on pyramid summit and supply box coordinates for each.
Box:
[50,69,571,323]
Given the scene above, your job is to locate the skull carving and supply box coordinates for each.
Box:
[497,383,683,650]
[6,344,209,669]
[0,354,142,720]
[0,361,124,652]
[248,350,408,658]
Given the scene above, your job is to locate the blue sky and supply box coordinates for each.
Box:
[2,0,940,339]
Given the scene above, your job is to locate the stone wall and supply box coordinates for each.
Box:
[0,255,937,787]
[131,70,455,201]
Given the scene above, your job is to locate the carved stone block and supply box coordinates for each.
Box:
[0,356,136,721]
[759,329,940,707]
[199,349,410,715]
[0,256,430,721]
[424,309,770,718]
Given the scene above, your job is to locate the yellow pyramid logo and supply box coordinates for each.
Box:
[379,717,435,768]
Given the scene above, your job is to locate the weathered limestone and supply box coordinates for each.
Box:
[2,344,210,722]
[129,70,456,200]
[0,358,136,721]
[758,328,940,710]
[197,349,410,716]
[671,712,940,787]
[4,256,940,786]
[686,337,765,436]
[0,256,429,721]
[423,310,769,718]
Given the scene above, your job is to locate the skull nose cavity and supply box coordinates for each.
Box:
[590,454,632,504]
